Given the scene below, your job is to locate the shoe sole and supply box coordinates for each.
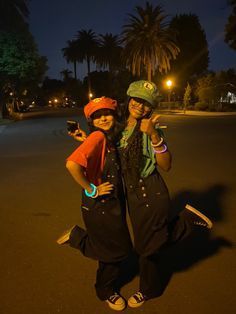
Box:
[105,300,126,311]
[185,204,213,229]
[56,225,76,245]
[128,300,145,308]
[56,233,70,245]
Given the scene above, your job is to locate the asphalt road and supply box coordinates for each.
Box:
[0,113,235,314]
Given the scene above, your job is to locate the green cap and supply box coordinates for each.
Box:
[127,80,159,107]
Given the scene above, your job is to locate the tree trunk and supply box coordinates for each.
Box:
[147,62,152,81]
[73,62,77,80]
[87,56,92,100]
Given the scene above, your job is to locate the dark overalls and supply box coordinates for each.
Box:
[69,148,132,300]
[119,147,193,299]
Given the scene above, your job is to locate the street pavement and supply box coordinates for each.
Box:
[0,111,235,314]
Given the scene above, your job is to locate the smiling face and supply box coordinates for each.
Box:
[91,109,115,131]
[128,97,152,119]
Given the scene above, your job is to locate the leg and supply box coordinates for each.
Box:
[95,261,126,311]
[128,254,162,308]
[168,204,213,244]
[95,261,120,300]
[139,254,162,298]
[57,225,99,260]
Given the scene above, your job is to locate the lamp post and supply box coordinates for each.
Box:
[166,79,173,102]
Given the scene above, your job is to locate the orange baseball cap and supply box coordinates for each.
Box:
[84,97,117,119]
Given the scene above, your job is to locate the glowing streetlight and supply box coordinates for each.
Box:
[165,79,173,102]
[89,93,93,100]
[166,80,173,88]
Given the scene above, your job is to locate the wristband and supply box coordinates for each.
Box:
[85,183,98,197]
[153,144,168,154]
[91,189,99,198]
[151,137,164,147]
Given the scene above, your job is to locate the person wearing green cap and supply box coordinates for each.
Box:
[66,80,213,309]
[117,80,212,308]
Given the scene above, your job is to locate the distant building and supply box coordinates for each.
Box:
[220,91,236,104]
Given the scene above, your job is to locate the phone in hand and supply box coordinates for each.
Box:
[67,120,79,133]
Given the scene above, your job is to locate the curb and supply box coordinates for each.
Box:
[157,110,236,116]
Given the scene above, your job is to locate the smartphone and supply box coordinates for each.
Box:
[67,120,79,133]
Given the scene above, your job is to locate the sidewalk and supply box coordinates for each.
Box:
[1,108,236,126]
[157,109,236,116]
[0,107,83,125]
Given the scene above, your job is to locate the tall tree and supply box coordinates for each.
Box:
[76,29,98,97]
[0,0,47,91]
[183,82,192,113]
[225,0,236,50]
[122,2,179,81]
[97,33,122,73]
[62,40,81,80]
[169,14,209,87]
[0,0,29,32]
[0,31,47,86]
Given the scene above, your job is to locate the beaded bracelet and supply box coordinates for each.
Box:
[153,144,168,154]
[151,137,164,148]
[84,183,98,198]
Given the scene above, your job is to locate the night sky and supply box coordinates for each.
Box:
[29,0,236,80]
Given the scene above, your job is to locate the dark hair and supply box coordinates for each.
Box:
[119,98,144,183]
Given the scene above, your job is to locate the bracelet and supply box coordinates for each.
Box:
[91,189,99,198]
[84,183,98,197]
[151,137,164,147]
[153,144,168,154]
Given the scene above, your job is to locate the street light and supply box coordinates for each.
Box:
[89,93,93,100]
[166,79,173,102]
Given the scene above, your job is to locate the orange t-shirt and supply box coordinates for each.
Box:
[67,131,106,185]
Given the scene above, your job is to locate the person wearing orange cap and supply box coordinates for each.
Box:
[57,97,132,311]
[64,82,213,309]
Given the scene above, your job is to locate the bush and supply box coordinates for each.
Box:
[194,101,209,111]
[158,101,183,109]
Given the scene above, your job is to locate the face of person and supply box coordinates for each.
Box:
[91,109,115,131]
[128,97,152,119]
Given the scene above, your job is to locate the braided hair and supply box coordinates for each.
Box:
[119,99,144,183]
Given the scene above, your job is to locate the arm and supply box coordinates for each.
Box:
[66,160,114,196]
[150,132,172,172]
[66,160,91,191]
[140,115,172,172]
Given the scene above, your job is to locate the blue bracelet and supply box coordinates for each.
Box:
[84,183,97,197]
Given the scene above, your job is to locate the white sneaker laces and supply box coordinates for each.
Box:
[135,292,144,301]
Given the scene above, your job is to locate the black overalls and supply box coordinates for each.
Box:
[119,145,193,299]
[69,147,132,300]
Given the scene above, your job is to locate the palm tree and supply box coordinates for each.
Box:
[97,33,123,73]
[0,0,29,31]
[122,2,180,81]
[62,40,81,80]
[76,29,98,98]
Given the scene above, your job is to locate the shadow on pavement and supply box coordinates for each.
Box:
[169,183,229,222]
[116,183,233,295]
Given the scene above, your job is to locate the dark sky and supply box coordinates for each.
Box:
[29,0,236,80]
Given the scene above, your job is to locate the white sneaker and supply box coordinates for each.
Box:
[185,204,213,229]
[56,225,75,245]
[128,291,146,308]
[106,293,126,311]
